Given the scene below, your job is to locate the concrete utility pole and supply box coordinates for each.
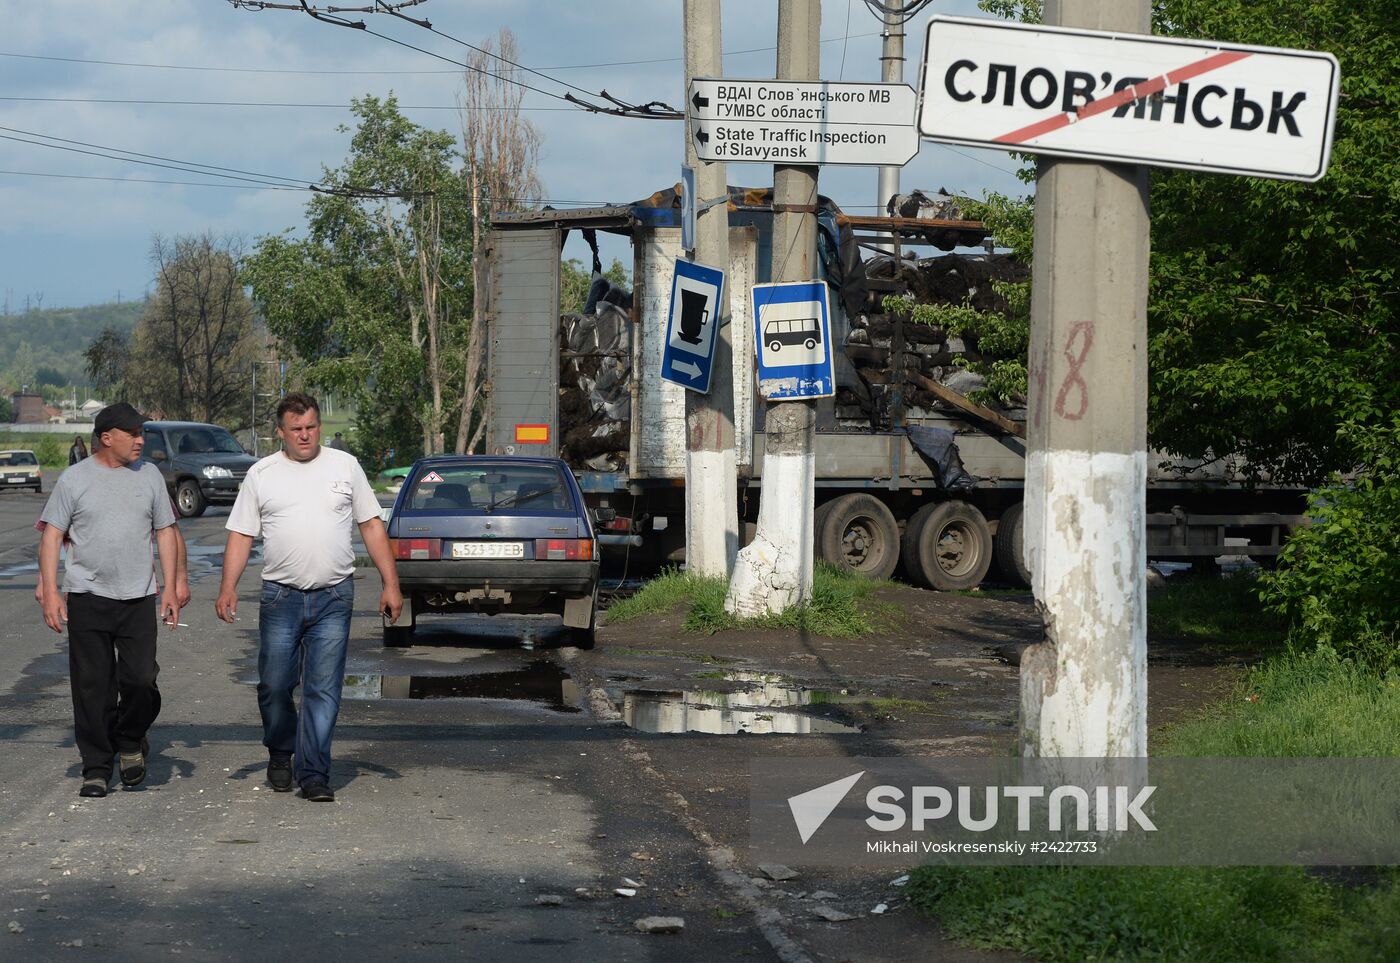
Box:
[875,1,904,231]
[683,0,739,578]
[725,0,820,616]
[1020,0,1152,758]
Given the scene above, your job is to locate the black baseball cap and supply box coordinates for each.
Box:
[94,402,148,435]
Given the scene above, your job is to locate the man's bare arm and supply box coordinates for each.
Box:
[155,525,181,629]
[38,524,67,633]
[216,532,255,623]
[358,517,403,623]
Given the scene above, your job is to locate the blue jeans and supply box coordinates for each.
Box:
[257,578,353,788]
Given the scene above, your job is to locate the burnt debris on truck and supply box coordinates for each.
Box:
[482,185,1306,590]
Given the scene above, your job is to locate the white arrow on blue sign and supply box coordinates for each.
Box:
[752,280,834,400]
[662,258,726,394]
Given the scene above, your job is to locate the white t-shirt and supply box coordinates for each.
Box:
[226,447,381,590]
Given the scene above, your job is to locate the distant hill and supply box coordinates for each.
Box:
[1,300,145,390]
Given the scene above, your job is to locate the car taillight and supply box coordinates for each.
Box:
[391,538,441,560]
[534,538,593,561]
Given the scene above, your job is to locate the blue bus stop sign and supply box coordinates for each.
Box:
[662,257,726,394]
[752,281,834,399]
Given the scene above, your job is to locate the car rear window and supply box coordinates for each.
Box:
[1,452,37,466]
[407,463,572,513]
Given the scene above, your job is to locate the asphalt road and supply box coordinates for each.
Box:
[0,488,779,961]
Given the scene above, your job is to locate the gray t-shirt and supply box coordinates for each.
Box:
[40,458,177,600]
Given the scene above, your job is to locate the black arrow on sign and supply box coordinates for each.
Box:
[691,91,709,111]
[695,129,710,148]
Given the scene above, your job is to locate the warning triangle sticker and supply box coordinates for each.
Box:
[422,471,444,483]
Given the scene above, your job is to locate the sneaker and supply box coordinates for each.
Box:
[79,777,108,798]
[301,782,335,802]
[119,750,146,788]
[267,758,294,793]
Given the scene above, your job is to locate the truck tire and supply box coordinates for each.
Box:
[903,500,993,592]
[383,593,417,648]
[993,502,1031,587]
[175,478,207,518]
[817,493,900,580]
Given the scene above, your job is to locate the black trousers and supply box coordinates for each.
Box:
[67,593,161,780]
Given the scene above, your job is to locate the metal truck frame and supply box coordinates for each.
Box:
[483,198,1306,590]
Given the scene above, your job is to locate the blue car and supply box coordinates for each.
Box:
[382,455,604,649]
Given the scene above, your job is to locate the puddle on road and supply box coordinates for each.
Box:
[609,670,862,735]
[343,659,581,713]
[0,560,38,580]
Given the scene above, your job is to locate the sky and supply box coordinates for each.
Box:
[0,0,1027,311]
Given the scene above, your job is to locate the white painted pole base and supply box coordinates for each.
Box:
[724,450,814,616]
[684,447,738,579]
[1021,450,1148,757]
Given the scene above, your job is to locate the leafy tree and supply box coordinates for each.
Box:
[979,0,1400,662]
[125,233,259,428]
[560,257,631,315]
[84,326,131,403]
[0,396,12,423]
[244,95,473,461]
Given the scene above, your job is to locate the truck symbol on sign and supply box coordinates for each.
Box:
[763,316,822,353]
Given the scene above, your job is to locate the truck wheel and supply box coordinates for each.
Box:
[818,493,900,580]
[904,501,992,592]
[993,502,1031,587]
[175,479,207,518]
[383,593,417,648]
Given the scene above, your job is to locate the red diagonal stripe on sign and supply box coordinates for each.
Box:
[992,49,1252,145]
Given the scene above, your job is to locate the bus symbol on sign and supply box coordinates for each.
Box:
[764,315,822,354]
[753,281,834,400]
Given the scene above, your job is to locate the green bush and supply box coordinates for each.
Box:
[1262,436,1400,670]
[33,435,63,467]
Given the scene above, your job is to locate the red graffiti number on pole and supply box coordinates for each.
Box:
[1053,322,1095,421]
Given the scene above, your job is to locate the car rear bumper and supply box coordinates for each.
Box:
[395,559,599,596]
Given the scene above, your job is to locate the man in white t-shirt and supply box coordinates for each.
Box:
[215,392,402,802]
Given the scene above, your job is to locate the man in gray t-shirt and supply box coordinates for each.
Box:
[38,402,181,799]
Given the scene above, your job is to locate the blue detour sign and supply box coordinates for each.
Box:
[752,281,835,399]
[663,257,726,393]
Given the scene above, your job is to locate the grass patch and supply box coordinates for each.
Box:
[1158,646,1400,757]
[908,648,1400,960]
[604,568,703,624]
[605,564,899,639]
[1147,569,1288,648]
[907,864,1400,963]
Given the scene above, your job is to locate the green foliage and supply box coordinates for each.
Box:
[1159,646,1400,757]
[882,189,1033,407]
[32,435,62,468]
[1261,421,1400,670]
[0,301,142,395]
[1146,569,1288,648]
[1139,2,1399,487]
[560,257,630,315]
[907,863,1400,963]
[0,397,11,422]
[606,564,899,638]
[124,233,260,428]
[243,95,475,462]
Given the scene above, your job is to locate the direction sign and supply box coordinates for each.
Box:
[918,16,1339,182]
[688,78,918,167]
[752,281,834,400]
[663,258,726,394]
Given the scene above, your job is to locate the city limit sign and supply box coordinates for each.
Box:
[689,78,918,167]
[917,16,1339,182]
